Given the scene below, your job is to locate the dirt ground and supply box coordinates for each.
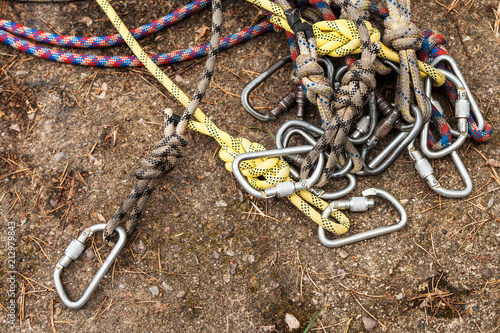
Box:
[1,0,499,332]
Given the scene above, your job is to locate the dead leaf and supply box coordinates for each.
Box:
[194,26,210,42]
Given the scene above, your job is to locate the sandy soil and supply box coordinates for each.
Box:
[0,0,499,332]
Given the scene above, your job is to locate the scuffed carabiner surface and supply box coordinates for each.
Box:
[318,188,408,247]
[54,224,126,309]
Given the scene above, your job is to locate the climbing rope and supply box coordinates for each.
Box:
[382,0,428,123]
[245,0,446,86]
[91,0,350,242]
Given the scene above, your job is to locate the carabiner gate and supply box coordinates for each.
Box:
[54,224,126,309]
[318,188,408,247]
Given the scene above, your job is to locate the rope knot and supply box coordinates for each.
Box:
[135,110,187,180]
[383,20,421,51]
[295,54,334,105]
[336,59,376,111]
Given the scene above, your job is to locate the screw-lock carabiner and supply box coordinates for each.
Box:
[421,69,470,158]
[232,145,325,198]
[429,54,485,131]
[54,224,126,309]
[408,141,472,198]
[241,55,335,122]
[318,188,408,247]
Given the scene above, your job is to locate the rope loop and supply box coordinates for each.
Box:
[383,21,421,51]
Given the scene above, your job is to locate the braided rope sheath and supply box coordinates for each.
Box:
[94,0,222,242]
[93,0,349,241]
[383,0,427,123]
[0,21,273,67]
[247,0,445,85]
[418,29,493,143]
[298,0,378,186]
[1,0,211,48]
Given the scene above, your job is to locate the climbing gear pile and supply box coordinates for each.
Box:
[2,0,493,308]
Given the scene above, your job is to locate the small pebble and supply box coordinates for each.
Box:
[9,124,21,132]
[285,313,300,331]
[161,282,173,292]
[223,274,231,283]
[463,36,471,42]
[338,249,349,259]
[149,286,160,298]
[176,291,186,299]
[132,239,147,254]
[230,262,238,275]
[226,249,235,256]
[84,247,95,259]
[362,316,378,331]
[261,326,275,332]
[212,251,220,260]
[81,17,92,27]
[395,293,403,300]
[54,151,69,162]
[487,198,494,209]
[216,200,227,207]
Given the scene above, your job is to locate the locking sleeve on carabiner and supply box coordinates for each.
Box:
[318,188,408,247]
[232,145,325,198]
[54,224,126,309]
[408,142,472,198]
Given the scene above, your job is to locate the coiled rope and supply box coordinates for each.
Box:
[91,0,350,242]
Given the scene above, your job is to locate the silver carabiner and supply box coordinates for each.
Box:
[54,224,126,309]
[241,55,335,122]
[421,69,470,158]
[408,141,472,198]
[275,124,356,199]
[429,54,484,131]
[275,119,353,178]
[232,145,325,198]
[318,188,408,247]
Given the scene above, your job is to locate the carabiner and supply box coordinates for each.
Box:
[232,145,325,198]
[275,124,357,199]
[275,119,353,178]
[318,188,408,247]
[361,103,424,176]
[408,141,472,198]
[242,55,335,122]
[54,224,126,309]
[429,54,485,131]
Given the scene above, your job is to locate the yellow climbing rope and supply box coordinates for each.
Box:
[94,0,351,234]
[245,0,446,86]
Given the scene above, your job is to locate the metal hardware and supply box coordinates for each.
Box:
[275,119,353,178]
[295,85,306,119]
[429,55,484,131]
[421,69,470,158]
[242,55,335,122]
[271,92,296,118]
[275,123,357,199]
[361,103,424,176]
[318,188,408,247]
[54,224,126,309]
[232,145,325,198]
[408,141,472,198]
